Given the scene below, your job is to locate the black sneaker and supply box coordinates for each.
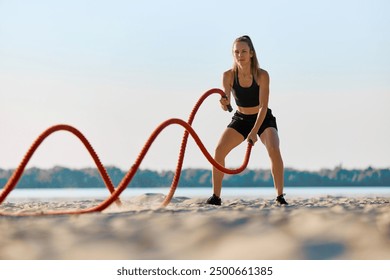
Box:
[276,194,288,205]
[206,194,221,206]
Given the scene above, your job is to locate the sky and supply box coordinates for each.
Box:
[1,0,389,172]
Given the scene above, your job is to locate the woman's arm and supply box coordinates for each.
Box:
[247,69,270,144]
[220,70,233,111]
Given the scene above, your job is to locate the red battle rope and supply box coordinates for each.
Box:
[0,88,253,216]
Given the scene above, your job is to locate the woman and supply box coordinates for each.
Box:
[207,35,288,205]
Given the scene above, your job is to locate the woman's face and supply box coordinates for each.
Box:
[233,41,252,66]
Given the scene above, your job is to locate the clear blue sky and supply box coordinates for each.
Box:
[1,0,389,171]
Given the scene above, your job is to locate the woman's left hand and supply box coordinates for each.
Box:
[247,131,258,145]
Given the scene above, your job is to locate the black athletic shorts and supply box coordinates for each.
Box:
[227,108,278,139]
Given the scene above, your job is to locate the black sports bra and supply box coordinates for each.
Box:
[232,72,260,107]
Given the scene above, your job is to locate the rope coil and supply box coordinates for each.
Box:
[0,88,253,216]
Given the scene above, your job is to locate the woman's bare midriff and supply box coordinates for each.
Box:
[237,106,260,115]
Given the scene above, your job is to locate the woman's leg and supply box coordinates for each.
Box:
[212,128,244,197]
[260,127,284,196]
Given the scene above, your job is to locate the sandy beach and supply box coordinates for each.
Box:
[0,194,389,260]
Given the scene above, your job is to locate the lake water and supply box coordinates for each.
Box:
[3,186,390,201]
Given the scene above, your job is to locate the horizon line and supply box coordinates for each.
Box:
[1,164,389,172]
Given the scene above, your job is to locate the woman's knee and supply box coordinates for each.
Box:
[214,144,228,159]
[266,143,281,157]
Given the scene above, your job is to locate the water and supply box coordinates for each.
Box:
[3,187,390,201]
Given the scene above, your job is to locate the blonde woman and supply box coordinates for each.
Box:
[207,35,288,206]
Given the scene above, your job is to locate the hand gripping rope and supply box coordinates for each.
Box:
[0,88,253,216]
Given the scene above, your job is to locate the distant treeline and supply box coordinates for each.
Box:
[1,166,390,188]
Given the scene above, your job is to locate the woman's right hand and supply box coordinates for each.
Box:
[219,97,229,111]
[220,96,232,111]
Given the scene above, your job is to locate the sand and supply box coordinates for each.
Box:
[0,194,389,260]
